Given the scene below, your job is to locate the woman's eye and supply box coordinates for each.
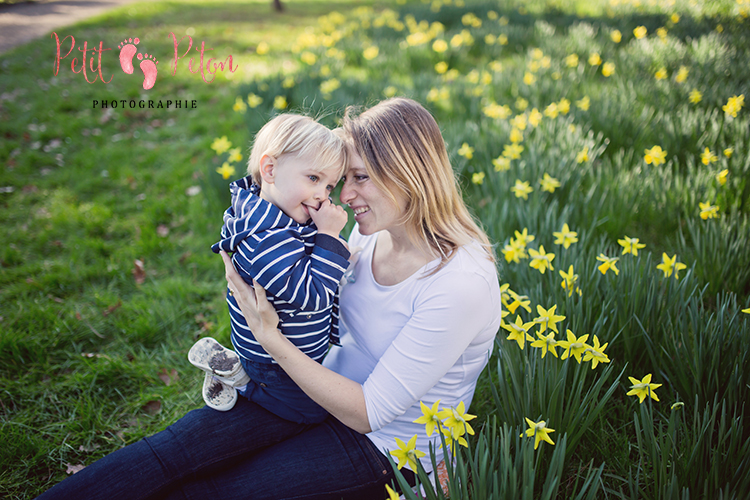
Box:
[355,175,368,181]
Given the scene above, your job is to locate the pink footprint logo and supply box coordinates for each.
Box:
[117,36,158,90]
[117,37,140,74]
[137,52,159,90]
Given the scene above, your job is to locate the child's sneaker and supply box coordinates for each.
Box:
[188,337,251,411]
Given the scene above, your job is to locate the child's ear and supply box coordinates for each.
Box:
[259,154,276,185]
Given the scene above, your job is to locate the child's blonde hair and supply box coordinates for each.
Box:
[247,114,347,185]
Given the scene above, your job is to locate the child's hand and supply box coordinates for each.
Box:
[309,198,348,238]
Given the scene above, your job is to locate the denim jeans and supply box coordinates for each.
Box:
[36,397,415,500]
[239,357,329,424]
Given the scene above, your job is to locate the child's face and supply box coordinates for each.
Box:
[259,153,342,224]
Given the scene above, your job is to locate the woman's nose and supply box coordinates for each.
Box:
[339,180,353,205]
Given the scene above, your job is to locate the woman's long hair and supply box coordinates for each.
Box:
[342,97,495,273]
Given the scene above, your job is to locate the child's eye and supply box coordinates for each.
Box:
[326,185,334,192]
[309,175,319,182]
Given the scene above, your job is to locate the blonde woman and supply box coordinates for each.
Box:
[37,98,501,500]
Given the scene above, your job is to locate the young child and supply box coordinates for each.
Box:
[188,114,350,424]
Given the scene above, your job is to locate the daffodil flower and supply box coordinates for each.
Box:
[504,290,532,314]
[472,172,485,184]
[211,136,232,155]
[644,145,667,165]
[502,315,535,349]
[656,253,687,279]
[611,30,622,43]
[627,374,661,403]
[699,201,719,220]
[722,94,744,118]
[543,102,559,119]
[617,236,646,256]
[582,335,610,369]
[534,304,565,334]
[458,142,474,159]
[724,147,733,158]
[511,113,528,130]
[502,242,526,263]
[529,245,555,274]
[227,147,242,163]
[413,400,442,436]
[539,173,561,193]
[385,484,400,500]
[247,93,263,108]
[530,331,559,358]
[503,143,524,159]
[559,265,581,297]
[596,254,620,275]
[553,223,578,249]
[233,96,247,113]
[514,228,535,247]
[557,329,590,363]
[633,26,648,39]
[576,96,590,111]
[493,156,511,172]
[576,147,589,163]
[438,402,476,438]
[521,418,555,449]
[390,435,426,470]
[511,179,533,200]
[216,162,236,180]
[716,169,728,186]
[689,89,702,104]
[701,147,718,165]
[741,308,750,314]
[602,62,615,77]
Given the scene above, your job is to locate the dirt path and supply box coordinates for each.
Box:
[0,0,143,54]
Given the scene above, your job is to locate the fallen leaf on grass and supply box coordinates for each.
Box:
[157,224,170,237]
[133,259,146,285]
[65,463,86,475]
[102,300,122,316]
[158,368,179,386]
[142,400,161,415]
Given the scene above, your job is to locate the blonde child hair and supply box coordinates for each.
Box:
[247,114,348,185]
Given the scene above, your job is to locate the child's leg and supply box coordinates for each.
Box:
[36,398,312,500]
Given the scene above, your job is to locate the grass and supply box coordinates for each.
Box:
[2,0,750,497]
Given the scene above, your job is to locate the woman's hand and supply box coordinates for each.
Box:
[220,251,281,345]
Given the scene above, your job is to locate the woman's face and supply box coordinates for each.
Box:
[339,151,406,235]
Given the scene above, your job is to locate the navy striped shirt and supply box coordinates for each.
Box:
[211,177,350,364]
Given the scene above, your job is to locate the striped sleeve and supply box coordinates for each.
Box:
[232,228,351,312]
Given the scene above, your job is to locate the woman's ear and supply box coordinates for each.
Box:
[259,154,276,185]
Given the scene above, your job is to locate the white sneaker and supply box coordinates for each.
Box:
[188,337,250,387]
[202,373,238,412]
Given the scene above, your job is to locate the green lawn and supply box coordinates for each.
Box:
[2,0,750,498]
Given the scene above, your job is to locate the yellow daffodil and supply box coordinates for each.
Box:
[675,66,689,83]
[514,228,535,247]
[576,146,589,163]
[724,147,733,158]
[255,41,270,55]
[363,46,379,60]
[656,252,687,279]
[582,335,610,369]
[216,162,236,180]
[655,67,668,80]
[483,102,512,119]
[502,315,535,349]
[493,156,511,172]
[560,265,581,297]
[539,173,561,193]
[529,245,555,274]
[588,53,602,66]
[534,304,565,334]
[247,93,263,108]
[523,72,536,85]
[233,96,247,113]
[515,98,529,111]
[557,329,590,363]
[282,76,295,89]
[498,34,508,45]
[531,331,559,358]
[505,290,532,314]
[576,96,591,111]
[558,98,571,114]
[413,400,442,436]
[742,308,750,314]
[596,254,620,275]
[521,418,555,449]
[553,223,578,249]
[618,236,646,256]
[699,201,719,220]
[435,61,448,74]
[716,169,728,186]
[544,102,559,119]
[689,89,702,104]
[509,128,524,143]
[227,147,242,163]
[528,108,543,127]
[723,94,744,118]
[438,402,476,439]
[300,51,317,65]
[390,435,426,470]
[644,145,667,165]
[502,242,526,263]
[565,54,579,67]
[657,27,668,40]
[385,484,400,500]
[458,142,474,159]
[472,172,485,184]
[273,95,288,109]
[602,62,615,77]
[611,29,622,43]
[671,13,680,23]
[211,136,232,155]
[512,180,533,200]
[701,147,718,165]
[633,26,648,39]
[627,374,661,403]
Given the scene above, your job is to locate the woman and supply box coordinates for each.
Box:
[37,97,501,500]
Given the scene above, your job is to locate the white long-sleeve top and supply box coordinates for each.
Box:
[323,224,501,474]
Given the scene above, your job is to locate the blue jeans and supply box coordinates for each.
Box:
[36,398,415,500]
[239,357,328,424]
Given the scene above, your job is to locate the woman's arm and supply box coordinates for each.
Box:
[220,250,372,433]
